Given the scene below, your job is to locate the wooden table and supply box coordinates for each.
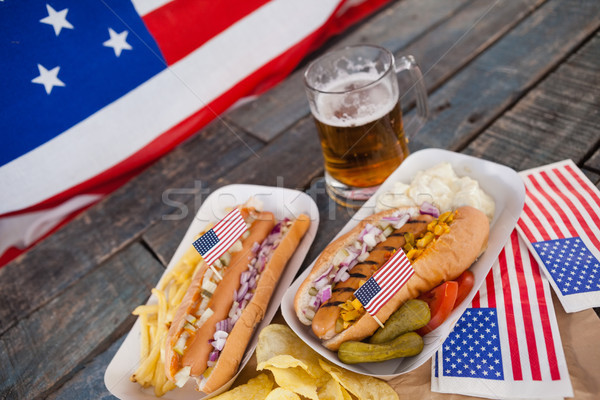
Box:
[2,1,599,399]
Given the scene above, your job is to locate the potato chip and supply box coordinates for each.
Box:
[262,366,319,400]
[264,387,302,400]
[210,373,274,400]
[256,354,305,371]
[316,377,350,400]
[256,325,326,380]
[319,359,399,400]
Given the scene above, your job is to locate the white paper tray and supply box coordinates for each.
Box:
[281,148,525,379]
[105,184,320,399]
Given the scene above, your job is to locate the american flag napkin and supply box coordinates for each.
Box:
[431,230,573,399]
[516,160,600,312]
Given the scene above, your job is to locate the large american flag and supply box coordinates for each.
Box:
[192,209,247,266]
[0,0,392,267]
[354,249,414,315]
[432,230,572,399]
[516,160,600,312]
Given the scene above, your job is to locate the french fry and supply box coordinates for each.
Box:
[130,246,204,396]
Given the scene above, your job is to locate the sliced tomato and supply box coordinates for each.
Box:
[454,270,475,308]
[416,281,458,335]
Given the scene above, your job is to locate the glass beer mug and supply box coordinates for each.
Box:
[304,45,428,207]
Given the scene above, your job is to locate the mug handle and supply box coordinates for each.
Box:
[395,55,428,138]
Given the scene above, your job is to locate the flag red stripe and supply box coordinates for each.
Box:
[549,169,600,249]
[204,223,247,264]
[511,231,542,381]
[374,256,410,285]
[367,251,413,312]
[486,266,496,309]
[529,174,578,238]
[143,0,271,65]
[565,164,600,209]
[498,245,523,381]
[367,272,413,314]
[560,166,600,218]
[528,250,561,380]
[524,178,569,239]
[369,261,412,309]
[471,290,480,308]
[368,268,413,313]
[520,202,550,242]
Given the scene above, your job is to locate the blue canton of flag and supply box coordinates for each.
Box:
[439,308,504,380]
[192,208,248,266]
[354,279,382,308]
[193,230,220,256]
[532,237,600,296]
[1,0,165,166]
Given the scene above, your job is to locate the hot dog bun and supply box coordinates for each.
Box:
[294,207,421,326]
[295,206,489,351]
[200,214,310,393]
[165,212,311,392]
[165,209,274,381]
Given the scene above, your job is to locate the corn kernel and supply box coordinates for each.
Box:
[351,298,363,310]
[439,211,452,223]
[417,232,435,248]
[434,223,445,236]
[427,220,437,232]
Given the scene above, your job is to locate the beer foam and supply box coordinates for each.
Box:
[314,72,397,127]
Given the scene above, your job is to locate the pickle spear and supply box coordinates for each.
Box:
[338,332,424,364]
[369,299,430,344]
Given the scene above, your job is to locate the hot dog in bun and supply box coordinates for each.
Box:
[165,206,310,392]
[294,205,488,351]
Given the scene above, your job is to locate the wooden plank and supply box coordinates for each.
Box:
[398,0,545,94]
[408,0,600,153]
[465,32,600,171]
[582,168,600,185]
[224,0,472,143]
[584,146,600,173]
[142,0,549,264]
[0,243,163,400]
[46,336,124,400]
[0,124,262,335]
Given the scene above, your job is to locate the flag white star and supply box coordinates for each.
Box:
[40,4,74,36]
[31,64,65,94]
[103,28,132,57]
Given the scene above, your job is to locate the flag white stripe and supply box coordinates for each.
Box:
[522,196,557,240]
[506,236,535,381]
[367,268,413,313]
[520,239,553,381]
[524,176,572,239]
[203,223,247,265]
[130,0,174,16]
[532,170,590,238]
[547,168,600,237]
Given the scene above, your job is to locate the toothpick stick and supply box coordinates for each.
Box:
[209,264,223,281]
[373,315,385,329]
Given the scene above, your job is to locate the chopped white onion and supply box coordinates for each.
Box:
[197,308,214,326]
[230,240,243,253]
[357,251,369,262]
[363,233,377,248]
[174,366,191,388]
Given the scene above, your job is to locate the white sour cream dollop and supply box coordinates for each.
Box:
[375,163,495,221]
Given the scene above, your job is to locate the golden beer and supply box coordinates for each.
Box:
[304,45,427,206]
[315,97,407,188]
